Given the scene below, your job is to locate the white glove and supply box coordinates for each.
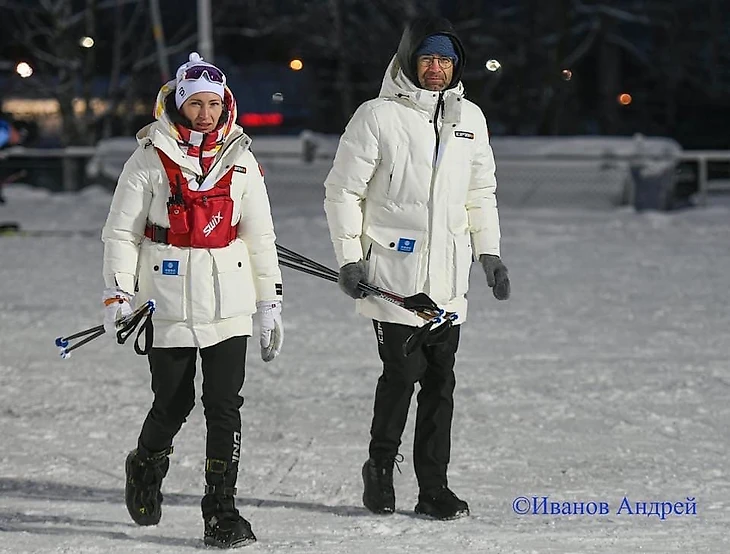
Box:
[102,287,134,335]
[255,300,283,362]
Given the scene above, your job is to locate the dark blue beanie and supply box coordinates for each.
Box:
[415,34,459,65]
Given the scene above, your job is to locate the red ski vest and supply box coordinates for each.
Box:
[145,148,237,248]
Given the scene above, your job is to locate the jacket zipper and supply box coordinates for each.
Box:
[197,133,208,183]
[425,92,444,293]
[196,134,246,185]
[432,92,444,168]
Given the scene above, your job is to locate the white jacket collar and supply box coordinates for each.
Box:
[135,120,251,175]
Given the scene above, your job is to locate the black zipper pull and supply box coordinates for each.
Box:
[199,133,207,176]
[168,175,185,207]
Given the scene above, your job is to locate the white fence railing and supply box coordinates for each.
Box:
[0,145,96,192]
[3,135,730,210]
[678,150,730,206]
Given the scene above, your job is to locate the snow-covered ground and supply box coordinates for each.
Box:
[1,158,729,553]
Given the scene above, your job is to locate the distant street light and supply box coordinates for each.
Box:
[79,36,95,48]
[618,93,633,106]
[485,59,501,72]
[289,59,303,71]
[16,62,33,78]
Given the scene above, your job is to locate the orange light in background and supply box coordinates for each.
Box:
[239,113,284,127]
[289,59,303,71]
[618,93,632,106]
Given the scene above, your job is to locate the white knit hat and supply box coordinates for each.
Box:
[174,52,226,109]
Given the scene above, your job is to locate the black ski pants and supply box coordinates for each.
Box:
[369,320,460,492]
[138,335,247,464]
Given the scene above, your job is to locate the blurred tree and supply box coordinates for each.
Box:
[0,0,195,145]
[214,0,413,131]
[0,0,727,145]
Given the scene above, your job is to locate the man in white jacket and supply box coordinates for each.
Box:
[101,52,283,548]
[324,17,510,520]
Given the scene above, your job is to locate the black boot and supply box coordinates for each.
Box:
[201,459,256,549]
[124,445,172,526]
[361,454,403,514]
[415,486,470,520]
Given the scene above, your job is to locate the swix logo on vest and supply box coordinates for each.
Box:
[154,148,237,248]
[203,211,223,237]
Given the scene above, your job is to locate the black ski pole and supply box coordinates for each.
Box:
[56,328,106,359]
[277,244,453,320]
[278,257,338,283]
[276,245,459,355]
[55,299,156,359]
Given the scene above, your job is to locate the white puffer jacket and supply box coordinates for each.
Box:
[324,56,501,326]
[102,98,281,348]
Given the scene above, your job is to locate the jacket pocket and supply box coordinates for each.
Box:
[453,231,473,297]
[362,226,424,296]
[137,245,187,321]
[211,242,256,319]
[386,143,408,200]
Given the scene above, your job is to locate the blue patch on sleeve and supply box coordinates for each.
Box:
[161,260,180,275]
[397,238,416,253]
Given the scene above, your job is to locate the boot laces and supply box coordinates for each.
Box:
[132,455,167,485]
[132,459,165,511]
[389,453,404,475]
[373,453,403,497]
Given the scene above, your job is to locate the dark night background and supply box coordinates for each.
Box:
[0,0,728,149]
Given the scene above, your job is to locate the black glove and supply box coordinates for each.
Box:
[480,254,510,300]
[338,260,368,299]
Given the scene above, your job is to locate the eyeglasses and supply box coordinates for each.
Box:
[182,65,226,84]
[417,55,454,69]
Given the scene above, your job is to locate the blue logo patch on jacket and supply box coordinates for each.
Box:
[397,238,416,253]
[161,260,180,275]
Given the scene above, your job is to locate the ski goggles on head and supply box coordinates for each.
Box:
[182,65,226,85]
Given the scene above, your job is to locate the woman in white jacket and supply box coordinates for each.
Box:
[101,52,282,548]
[325,17,510,521]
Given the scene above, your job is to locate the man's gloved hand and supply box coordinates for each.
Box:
[255,300,283,362]
[479,254,510,300]
[102,287,134,335]
[338,260,368,299]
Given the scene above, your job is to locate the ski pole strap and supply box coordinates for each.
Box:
[133,314,154,355]
[402,319,455,357]
[116,300,155,355]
